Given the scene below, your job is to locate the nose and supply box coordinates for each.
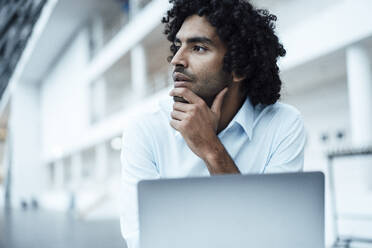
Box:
[170,46,188,68]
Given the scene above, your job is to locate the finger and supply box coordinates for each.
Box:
[211,87,228,115]
[170,119,182,131]
[171,110,188,121]
[169,88,202,105]
[173,96,189,104]
[173,102,193,112]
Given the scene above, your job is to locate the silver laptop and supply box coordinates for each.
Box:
[138,172,324,248]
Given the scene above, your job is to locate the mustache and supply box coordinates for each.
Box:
[173,67,195,81]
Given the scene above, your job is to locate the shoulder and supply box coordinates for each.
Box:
[253,101,304,139]
[122,97,172,139]
[268,102,305,139]
[266,101,301,118]
[257,101,303,125]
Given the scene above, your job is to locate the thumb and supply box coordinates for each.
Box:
[211,87,228,115]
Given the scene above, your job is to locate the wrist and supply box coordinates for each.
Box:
[201,139,240,175]
[202,139,225,164]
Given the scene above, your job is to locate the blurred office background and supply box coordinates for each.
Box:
[0,0,371,247]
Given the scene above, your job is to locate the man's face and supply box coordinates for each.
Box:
[171,15,232,107]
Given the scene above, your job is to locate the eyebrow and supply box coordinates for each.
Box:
[174,36,215,46]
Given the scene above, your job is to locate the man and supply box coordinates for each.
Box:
[120,0,306,247]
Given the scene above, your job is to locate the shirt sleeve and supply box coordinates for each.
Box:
[120,120,160,248]
[264,114,306,173]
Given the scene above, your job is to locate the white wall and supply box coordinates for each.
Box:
[9,81,44,207]
[283,76,372,245]
[40,29,90,162]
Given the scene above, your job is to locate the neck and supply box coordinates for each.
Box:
[217,83,246,134]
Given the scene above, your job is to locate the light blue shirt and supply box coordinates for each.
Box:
[120,96,306,248]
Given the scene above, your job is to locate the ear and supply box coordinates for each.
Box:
[232,72,245,83]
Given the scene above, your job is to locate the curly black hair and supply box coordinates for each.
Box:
[162,0,286,106]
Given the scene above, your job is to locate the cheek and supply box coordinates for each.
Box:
[191,56,224,79]
[196,67,228,97]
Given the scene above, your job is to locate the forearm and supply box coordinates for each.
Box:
[202,139,241,175]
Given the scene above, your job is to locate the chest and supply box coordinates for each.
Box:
[153,128,272,178]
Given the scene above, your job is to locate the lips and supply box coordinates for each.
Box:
[173,72,192,83]
[174,81,192,88]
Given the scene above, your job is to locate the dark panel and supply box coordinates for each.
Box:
[0,0,47,100]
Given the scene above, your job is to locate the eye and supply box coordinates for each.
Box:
[193,45,208,52]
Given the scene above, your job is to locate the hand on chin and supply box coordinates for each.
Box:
[173,96,189,104]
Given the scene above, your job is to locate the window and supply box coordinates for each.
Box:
[81,147,96,179]
[48,162,55,186]
[63,156,72,185]
[106,137,122,176]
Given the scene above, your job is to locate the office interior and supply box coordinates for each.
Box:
[0,0,372,247]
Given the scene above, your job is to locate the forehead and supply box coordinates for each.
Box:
[176,15,219,41]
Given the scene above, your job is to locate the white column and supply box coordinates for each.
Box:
[91,15,104,57]
[129,0,139,18]
[346,44,372,146]
[95,143,108,182]
[9,81,42,207]
[92,78,106,121]
[131,44,147,99]
[55,160,64,189]
[71,153,82,188]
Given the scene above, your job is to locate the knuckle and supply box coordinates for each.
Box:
[171,111,178,119]
[189,106,197,115]
[198,100,206,108]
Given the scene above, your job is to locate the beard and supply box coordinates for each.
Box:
[173,67,232,107]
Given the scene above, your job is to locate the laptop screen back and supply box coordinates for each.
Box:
[138,172,324,248]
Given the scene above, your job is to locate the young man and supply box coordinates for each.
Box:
[120,0,306,247]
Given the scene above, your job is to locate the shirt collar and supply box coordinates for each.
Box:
[159,96,254,140]
[225,97,254,140]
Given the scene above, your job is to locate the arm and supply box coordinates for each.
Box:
[120,120,160,248]
[202,136,240,174]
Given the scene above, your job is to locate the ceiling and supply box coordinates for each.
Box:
[19,0,345,86]
[251,0,339,32]
[18,0,372,95]
[280,48,347,97]
[281,37,372,98]
[20,0,123,86]
[22,0,346,84]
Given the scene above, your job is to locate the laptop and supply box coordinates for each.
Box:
[138,172,324,248]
